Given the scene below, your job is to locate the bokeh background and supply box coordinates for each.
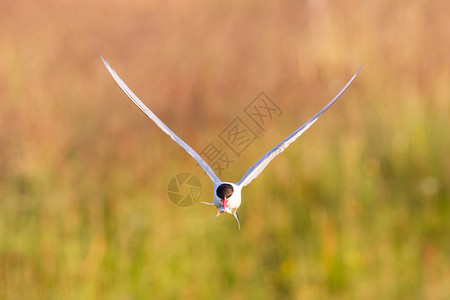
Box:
[1,0,449,299]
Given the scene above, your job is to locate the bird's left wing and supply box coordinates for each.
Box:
[102,57,222,185]
[237,66,362,188]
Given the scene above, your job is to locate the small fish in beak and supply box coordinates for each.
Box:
[212,197,228,219]
[212,207,223,219]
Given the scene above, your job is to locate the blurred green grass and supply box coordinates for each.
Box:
[0,0,449,299]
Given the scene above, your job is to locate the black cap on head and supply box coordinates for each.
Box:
[216,183,234,200]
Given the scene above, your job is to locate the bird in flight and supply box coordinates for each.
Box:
[102,57,362,229]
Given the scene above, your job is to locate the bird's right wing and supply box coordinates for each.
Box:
[102,57,222,185]
[237,66,362,188]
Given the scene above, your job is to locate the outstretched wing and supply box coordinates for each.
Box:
[102,57,221,185]
[237,66,362,188]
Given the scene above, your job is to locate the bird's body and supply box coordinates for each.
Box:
[102,57,361,229]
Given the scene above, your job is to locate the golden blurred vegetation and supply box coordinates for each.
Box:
[0,0,449,298]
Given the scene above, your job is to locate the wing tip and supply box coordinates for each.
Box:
[101,56,113,72]
[354,64,364,77]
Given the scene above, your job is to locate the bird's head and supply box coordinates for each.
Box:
[216,183,233,212]
[211,183,241,229]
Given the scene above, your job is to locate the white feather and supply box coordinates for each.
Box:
[237,66,362,188]
[102,57,222,185]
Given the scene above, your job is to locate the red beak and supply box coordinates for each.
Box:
[221,199,228,211]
